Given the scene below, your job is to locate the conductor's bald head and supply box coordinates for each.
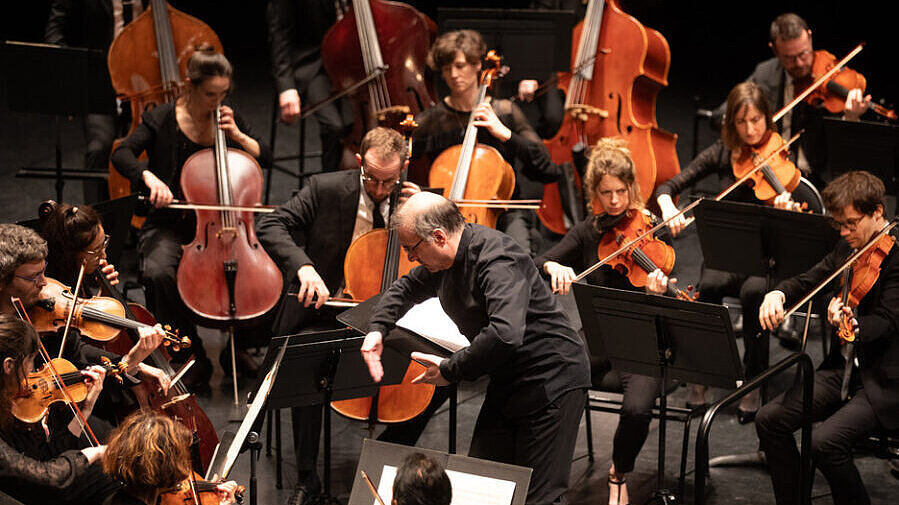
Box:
[393,193,465,272]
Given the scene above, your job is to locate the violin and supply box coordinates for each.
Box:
[837,233,896,343]
[11,357,126,424]
[429,51,516,229]
[596,210,697,300]
[159,471,245,505]
[731,130,802,205]
[29,277,189,349]
[797,49,897,121]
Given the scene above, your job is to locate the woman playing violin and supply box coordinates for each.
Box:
[411,29,561,253]
[111,48,273,390]
[0,314,119,505]
[40,204,171,409]
[102,410,239,505]
[535,138,673,505]
[654,81,818,420]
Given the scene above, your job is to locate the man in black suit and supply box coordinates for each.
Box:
[711,13,869,187]
[757,170,899,505]
[45,0,144,203]
[257,127,419,505]
[266,0,348,173]
[360,192,591,505]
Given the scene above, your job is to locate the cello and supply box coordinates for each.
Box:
[428,52,516,229]
[332,117,435,426]
[540,0,680,233]
[321,0,437,166]
[106,0,222,227]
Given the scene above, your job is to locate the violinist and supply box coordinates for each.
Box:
[756,171,898,505]
[535,138,673,505]
[111,48,273,391]
[655,81,817,420]
[0,314,120,505]
[256,127,419,505]
[101,410,240,505]
[411,29,562,254]
[0,223,167,396]
[360,191,591,505]
[712,13,869,185]
[40,204,171,396]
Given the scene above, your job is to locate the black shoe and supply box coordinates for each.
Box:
[178,355,213,396]
[287,477,321,505]
[736,408,757,424]
[220,348,260,379]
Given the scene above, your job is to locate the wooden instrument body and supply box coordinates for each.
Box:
[429,144,515,229]
[732,131,801,202]
[12,358,86,424]
[177,148,283,322]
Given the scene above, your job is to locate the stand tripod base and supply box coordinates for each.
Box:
[228,401,248,422]
[646,488,679,505]
[708,450,765,468]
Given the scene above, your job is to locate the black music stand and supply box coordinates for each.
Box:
[255,328,408,502]
[823,117,898,213]
[573,284,743,504]
[348,439,532,505]
[1,41,116,203]
[436,8,575,99]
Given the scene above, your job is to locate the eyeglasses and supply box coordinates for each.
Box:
[361,166,400,189]
[779,48,813,64]
[83,234,110,256]
[14,264,46,285]
[828,215,864,231]
[402,237,425,255]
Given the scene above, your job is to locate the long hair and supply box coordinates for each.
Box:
[721,82,775,152]
[40,202,102,285]
[583,137,643,213]
[0,314,40,428]
[102,411,193,494]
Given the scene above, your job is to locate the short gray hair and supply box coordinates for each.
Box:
[0,224,47,283]
[391,198,465,241]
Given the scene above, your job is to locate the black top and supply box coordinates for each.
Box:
[654,139,757,204]
[412,98,561,197]
[368,224,591,417]
[0,437,88,489]
[0,422,120,504]
[110,102,272,228]
[535,211,673,290]
[45,0,115,50]
[776,230,899,429]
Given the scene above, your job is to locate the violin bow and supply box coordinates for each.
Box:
[780,218,898,323]
[10,297,101,447]
[573,131,803,282]
[57,263,86,359]
[773,43,864,123]
[361,470,387,505]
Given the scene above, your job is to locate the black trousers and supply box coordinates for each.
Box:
[612,372,662,474]
[698,267,768,378]
[82,113,115,203]
[296,65,346,174]
[755,368,881,505]
[469,387,586,505]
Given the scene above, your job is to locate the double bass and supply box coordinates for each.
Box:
[540,0,680,233]
[106,0,222,226]
[321,0,437,165]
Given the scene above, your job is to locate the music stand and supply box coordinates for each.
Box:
[573,284,743,504]
[436,8,575,99]
[2,41,116,202]
[348,439,531,505]
[254,328,408,503]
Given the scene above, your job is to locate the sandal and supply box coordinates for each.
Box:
[608,475,628,505]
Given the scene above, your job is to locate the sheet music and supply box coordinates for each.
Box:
[374,465,517,505]
[396,298,469,352]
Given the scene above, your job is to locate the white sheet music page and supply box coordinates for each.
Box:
[374,465,517,505]
[395,297,469,352]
